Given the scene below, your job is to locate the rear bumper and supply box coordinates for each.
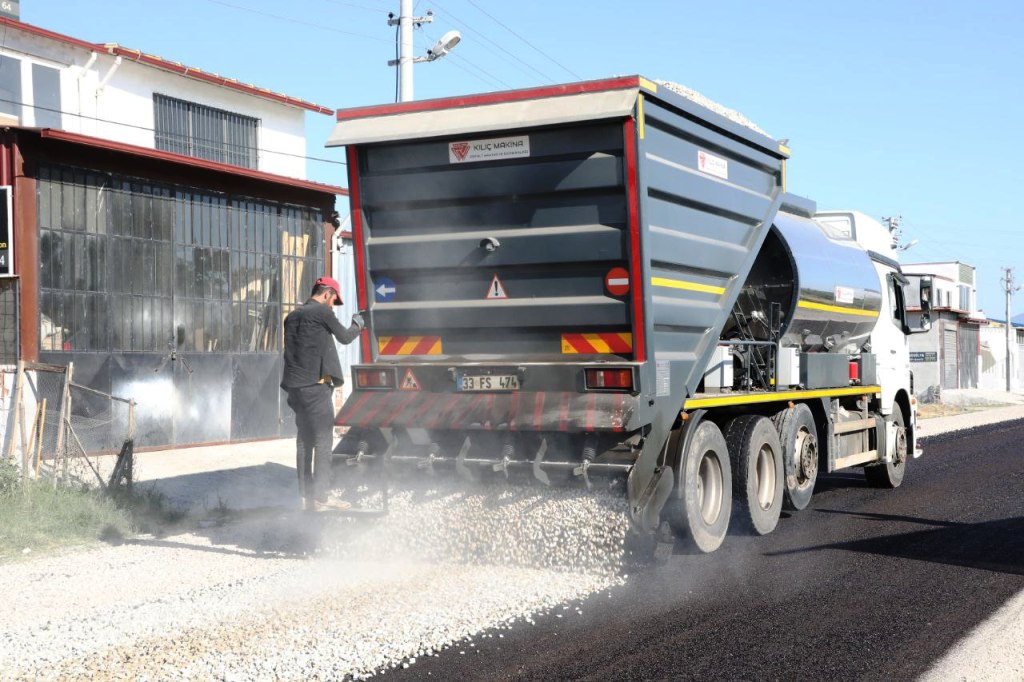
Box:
[337,389,636,432]
[340,362,640,432]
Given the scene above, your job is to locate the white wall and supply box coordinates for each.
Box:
[979,324,1024,391]
[2,27,309,178]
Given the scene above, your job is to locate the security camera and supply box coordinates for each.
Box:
[428,30,461,59]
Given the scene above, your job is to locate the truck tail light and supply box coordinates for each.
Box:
[355,368,396,389]
[585,368,634,391]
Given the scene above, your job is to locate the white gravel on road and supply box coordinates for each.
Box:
[1,483,630,680]
[5,402,1024,680]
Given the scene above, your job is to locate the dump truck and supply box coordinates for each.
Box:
[325,76,932,552]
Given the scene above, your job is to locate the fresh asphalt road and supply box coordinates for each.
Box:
[384,419,1024,681]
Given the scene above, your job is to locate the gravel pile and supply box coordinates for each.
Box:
[656,79,770,136]
[317,482,632,576]
[1,481,633,680]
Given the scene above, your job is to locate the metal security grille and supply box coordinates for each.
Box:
[959,324,979,388]
[153,94,259,169]
[958,263,974,286]
[0,278,16,363]
[942,326,958,389]
[37,163,324,354]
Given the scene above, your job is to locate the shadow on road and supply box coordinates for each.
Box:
[768,510,1024,576]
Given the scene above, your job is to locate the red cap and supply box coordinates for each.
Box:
[315,276,343,305]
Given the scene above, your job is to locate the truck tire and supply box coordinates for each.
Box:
[669,420,732,553]
[771,404,818,511]
[726,415,784,535]
[864,403,907,488]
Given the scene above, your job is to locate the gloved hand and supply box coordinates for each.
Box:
[351,313,365,331]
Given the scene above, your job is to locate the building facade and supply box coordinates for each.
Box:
[905,261,992,397]
[0,18,349,449]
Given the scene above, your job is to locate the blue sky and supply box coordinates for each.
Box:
[25,0,1024,317]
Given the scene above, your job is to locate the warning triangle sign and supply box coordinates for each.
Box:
[486,273,508,299]
[400,368,421,391]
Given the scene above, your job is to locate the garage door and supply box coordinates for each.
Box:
[943,327,958,389]
[959,324,979,388]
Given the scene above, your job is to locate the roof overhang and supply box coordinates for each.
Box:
[36,128,346,196]
[328,76,645,147]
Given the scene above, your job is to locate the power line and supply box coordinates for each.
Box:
[205,0,392,44]
[462,0,582,80]
[319,0,390,13]
[417,26,514,90]
[428,1,559,84]
[0,96,347,167]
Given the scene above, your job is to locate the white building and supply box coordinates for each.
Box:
[0,15,332,178]
[0,16,354,449]
[903,261,984,397]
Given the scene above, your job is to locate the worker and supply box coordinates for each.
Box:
[281,276,364,512]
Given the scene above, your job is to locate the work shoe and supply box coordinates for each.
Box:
[313,495,352,512]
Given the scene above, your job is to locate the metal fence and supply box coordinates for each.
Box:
[1,361,135,490]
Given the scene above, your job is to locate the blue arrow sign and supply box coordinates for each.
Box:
[374,276,397,303]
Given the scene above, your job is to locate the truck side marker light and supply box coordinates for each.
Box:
[400,369,421,391]
[651,276,725,296]
[486,273,508,299]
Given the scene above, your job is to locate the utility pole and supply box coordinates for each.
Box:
[388,0,425,102]
[1000,267,1020,392]
[883,215,902,247]
[387,2,461,102]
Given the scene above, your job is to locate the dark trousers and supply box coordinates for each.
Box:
[286,384,336,504]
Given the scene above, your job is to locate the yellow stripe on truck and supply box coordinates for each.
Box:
[797,300,880,318]
[651,276,726,295]
[685,385,881,409]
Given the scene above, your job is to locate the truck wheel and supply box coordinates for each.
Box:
[726,415,784,535]
[669,420,732,553]
[772,404,818,511]
[864,403,907,488]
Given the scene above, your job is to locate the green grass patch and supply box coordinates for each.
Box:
[0,459,185,562]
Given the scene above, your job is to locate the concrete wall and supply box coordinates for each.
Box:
[979,324,1024,391]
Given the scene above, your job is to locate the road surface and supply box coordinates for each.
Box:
[384,419,1024,681]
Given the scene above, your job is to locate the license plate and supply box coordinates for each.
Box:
[458,374,520,391]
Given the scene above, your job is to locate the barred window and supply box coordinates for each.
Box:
[37,163,325,354]
[153,94,259,169]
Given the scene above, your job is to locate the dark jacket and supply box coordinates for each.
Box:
[281,299,361,389]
